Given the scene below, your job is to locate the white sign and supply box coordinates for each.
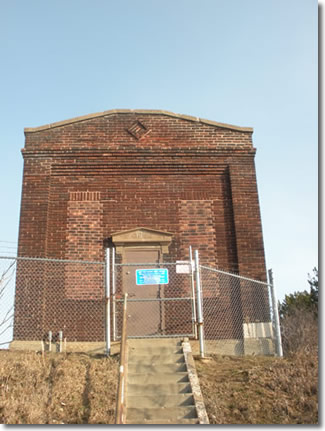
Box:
[176,260,193,274]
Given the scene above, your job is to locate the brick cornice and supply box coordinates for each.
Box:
[21,147,256,158]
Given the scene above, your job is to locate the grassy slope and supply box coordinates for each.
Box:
[0,349,318,424]
[0,351,119,424]
[195,351,318,424]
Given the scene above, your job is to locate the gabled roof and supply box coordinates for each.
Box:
[24,109,253,133]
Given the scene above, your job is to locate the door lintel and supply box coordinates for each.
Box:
[111,227,173,254]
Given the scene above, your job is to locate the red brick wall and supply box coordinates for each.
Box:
[15,111,267,341]
[179,200,217,266]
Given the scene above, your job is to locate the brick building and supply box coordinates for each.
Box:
[13,109,269,351]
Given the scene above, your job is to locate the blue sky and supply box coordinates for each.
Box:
[0,0,318,301]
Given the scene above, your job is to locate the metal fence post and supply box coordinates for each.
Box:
[194,250,205,358]
[105,248,111,356]
[268,269,283,357]
[48,331,52,352]
[189,246,198,339]
[112,247,116,342]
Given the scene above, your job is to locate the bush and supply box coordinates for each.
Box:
[279,267,318,356]
[280,308,318,355]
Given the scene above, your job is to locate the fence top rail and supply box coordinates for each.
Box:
[0,255,105,265]
[200,264,271,287]
[116,297,193,302]
[114,262,179,266]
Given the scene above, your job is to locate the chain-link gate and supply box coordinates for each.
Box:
[112,261,196,339]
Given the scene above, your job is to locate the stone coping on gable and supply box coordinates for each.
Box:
[24,109,253,133]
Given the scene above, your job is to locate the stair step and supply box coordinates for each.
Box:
[128,338,182,347]
[126,418,200,424]
[127,382,193,395]
[127,353,185,364]
[127,394,195,408]
[128,346,183,355]
[126,406,198,422]
[128,362,187,374]
[128,372,189,385]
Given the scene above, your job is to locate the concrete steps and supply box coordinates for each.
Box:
[126,406,198,422]
[125,338,207,425]
[128,372,189,385]
[127,382,193,395]
[129,353,186,364]
[127,394,195,408]
[134,419,200,424]
[128,362,187,374]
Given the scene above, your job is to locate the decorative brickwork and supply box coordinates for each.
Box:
[66,195,103,261]
[65,193,103,300]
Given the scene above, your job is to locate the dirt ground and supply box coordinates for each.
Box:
[0,349,318,424]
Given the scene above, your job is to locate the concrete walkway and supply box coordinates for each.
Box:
[125,338,209,425]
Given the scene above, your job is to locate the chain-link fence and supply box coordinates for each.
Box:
[0,257,16,348]
[193,265,277,356]
[0,256,105,350]
[0,253,281,357]
[113,262,195,339]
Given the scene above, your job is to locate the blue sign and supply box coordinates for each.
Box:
[136,268,169,285]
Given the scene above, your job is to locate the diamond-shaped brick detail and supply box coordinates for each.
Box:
[126,120,149,140]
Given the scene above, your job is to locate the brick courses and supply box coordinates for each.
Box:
[15,110,267,342]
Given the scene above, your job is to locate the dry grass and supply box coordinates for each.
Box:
[195,306,319,424]
[0,321,318,425]
[0,351,119,424]
[195,349,318,424]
